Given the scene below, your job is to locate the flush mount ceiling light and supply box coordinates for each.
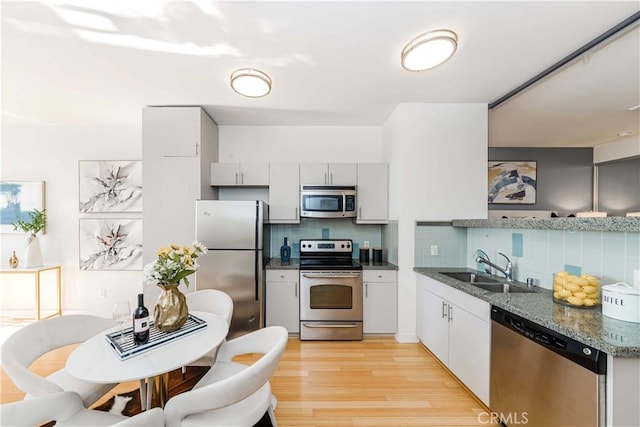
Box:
[401,29,458,71]
[230,68,272,98]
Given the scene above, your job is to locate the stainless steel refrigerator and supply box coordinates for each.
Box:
[195,200,270,338]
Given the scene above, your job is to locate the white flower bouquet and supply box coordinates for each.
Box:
[143,241,207,287]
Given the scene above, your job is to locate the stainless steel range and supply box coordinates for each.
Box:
[299,239,363,341]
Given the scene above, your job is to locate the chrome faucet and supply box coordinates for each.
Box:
[474,250,514,282]
[473,249,492,275]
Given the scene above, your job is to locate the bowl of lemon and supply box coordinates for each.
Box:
[553,271,600,308]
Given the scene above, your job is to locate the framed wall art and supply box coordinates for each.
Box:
[0,181,46,234]
[488,161,537,204]
[79,160,142,213]
[79,218,143,270]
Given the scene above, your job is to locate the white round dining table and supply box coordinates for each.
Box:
[66,311,228,408]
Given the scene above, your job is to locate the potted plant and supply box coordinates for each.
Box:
[12,209,46,268]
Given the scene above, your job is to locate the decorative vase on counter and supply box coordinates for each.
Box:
[24,234,43,268]
[9,251,19,268]
[153,283,188,332]
[280,237,291,263]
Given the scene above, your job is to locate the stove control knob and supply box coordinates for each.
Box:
[341,244,345,248]
[347,244,351,248]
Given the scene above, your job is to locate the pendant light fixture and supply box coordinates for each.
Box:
[401,29,458,71]
[230,68,272,98]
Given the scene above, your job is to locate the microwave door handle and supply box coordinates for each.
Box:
[342,193,346,216]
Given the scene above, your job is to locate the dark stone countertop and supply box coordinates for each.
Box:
[266,258,398,271]
[414,267,640,358]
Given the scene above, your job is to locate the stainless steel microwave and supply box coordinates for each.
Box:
[300,185,357,218]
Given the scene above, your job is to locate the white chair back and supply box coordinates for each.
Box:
[1,314,116,404]
[164,325,288,426]
[186,289,233,324]
[0,391,165,427]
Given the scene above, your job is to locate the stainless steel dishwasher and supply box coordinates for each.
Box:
[490,306,607,427]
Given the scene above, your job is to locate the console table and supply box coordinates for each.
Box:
[0,265,61,320]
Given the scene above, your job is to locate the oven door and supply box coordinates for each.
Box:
[299,270,363,340]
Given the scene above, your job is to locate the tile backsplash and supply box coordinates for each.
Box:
[415,225,638,289]
[465,228,639,289]
[270,218,382,258]
[414,224,467,268]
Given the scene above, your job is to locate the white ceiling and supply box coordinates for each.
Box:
[2,1,639,148]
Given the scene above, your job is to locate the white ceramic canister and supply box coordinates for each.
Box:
[602,282,640,323]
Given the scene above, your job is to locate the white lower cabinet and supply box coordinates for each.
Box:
[265,270,299,333]
[417,274,490,405]
[363,270,397,334]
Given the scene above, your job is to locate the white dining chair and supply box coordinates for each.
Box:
[164,325,288,426]
[1,314,118,407]
[0,391,165,427]
[181,289,234,372]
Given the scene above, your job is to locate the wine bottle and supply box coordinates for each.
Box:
[133,293,150,344]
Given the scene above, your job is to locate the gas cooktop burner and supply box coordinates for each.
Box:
[299,239,362,271]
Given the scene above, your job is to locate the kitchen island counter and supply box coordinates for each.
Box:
[415,267,640,357]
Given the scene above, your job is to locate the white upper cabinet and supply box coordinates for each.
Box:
[143,107,203,157]
[211,163,269,186]
[269,163,300,223]
[356,163,388,224]
[300,163,356,186]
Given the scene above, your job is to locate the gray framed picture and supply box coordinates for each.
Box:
[0,181,46,234]
[79,219,142,270]
[488,161,537,204]
[79,161,142,212]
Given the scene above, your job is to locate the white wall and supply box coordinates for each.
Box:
[382,103,488,343]
[593,135,640,164]
[1,123,143,317]
[218,126,381,162]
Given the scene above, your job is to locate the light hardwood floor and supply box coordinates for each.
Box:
[1,337,489,426]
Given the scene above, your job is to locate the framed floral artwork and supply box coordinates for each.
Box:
[79,161,142,213]
[0,181,46,234]
[488,161,537,204]
[79,219,142,270]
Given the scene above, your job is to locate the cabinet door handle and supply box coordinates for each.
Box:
[448,304,453,322]
[441,301,447,319]
[280,275,285,279]
[294,282,298,297]
[295,207,298,220]
[195,142,199,156]
[235,172,239,185]
[330,172,333,184]
[324,172,328,184]
[241,172,244,184]
[365,283,368,298]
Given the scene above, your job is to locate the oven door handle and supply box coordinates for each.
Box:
[302,323,361,328]
[302,273,362,279]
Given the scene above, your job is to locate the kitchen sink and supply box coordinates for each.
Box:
[439,271,500,284]
[472,283,535,293]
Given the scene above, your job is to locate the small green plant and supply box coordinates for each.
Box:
[12,208,47,235]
